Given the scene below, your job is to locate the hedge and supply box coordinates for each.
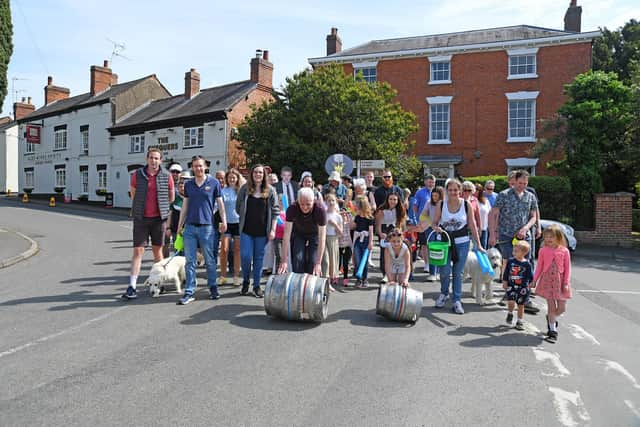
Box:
[465,175,573,223]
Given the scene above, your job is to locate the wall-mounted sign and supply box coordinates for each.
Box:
[26,125,41,144]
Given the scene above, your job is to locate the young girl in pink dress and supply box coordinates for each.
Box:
[532,224,572,343]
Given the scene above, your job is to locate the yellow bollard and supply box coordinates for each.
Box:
[22,193,29,203]
[49,196,56,207]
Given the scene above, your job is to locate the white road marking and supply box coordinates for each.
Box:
[625,400,640,419]
[568,324,601,346]
[533,347,571,377]
[0,306,127,359]
[577,289,640,295]
[548,387,591,427]
[599,359,640,389]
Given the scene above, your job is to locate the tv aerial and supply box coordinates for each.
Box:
[106,37,131,63]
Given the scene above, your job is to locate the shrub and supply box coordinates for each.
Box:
[464,175,573,223]
[633,210,640,232]
[635,181,640,208]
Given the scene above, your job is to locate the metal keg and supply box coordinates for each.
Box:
[264,273,329,322]
[376,284,423,323]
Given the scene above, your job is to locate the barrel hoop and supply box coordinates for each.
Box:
[301,274,311,314]
[393,285,402,319]
[286,274,293,320]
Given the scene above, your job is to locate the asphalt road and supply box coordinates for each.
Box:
[1,203,639,426]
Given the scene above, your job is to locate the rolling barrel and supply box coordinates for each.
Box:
[376,284,423,323]
[264,273,329,322]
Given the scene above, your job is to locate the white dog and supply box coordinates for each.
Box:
[144,256,186,297]
[464,247,503,305]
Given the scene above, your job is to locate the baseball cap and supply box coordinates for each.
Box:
[169,164,183,172]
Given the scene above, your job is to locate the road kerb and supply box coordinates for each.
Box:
[0,228,39,269]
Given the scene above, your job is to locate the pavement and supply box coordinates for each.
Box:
[0,226,38,268]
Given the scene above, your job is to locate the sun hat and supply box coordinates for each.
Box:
[329,171,341,182]
[169,164,183,172]
[179,171,193,179]
[300,171,312,181]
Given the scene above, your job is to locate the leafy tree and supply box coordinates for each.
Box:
[0,0,13,109]
[237,65,419,186]
[593,19,640,84]
[534,71,637,225]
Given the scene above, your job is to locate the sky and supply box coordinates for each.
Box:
[3,0,639,117]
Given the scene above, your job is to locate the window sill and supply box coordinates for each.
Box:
[506,137,536,143]
[53,148,68,152]
[128,151,145,154]
[428,80,452,85]
[507,74,538,80]
[183,145,205,150]
[428,139,451,145]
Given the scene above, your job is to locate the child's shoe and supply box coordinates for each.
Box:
[342,278,349,287]
[514,320,525,331]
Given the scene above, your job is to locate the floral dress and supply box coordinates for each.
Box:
[534,246,572,300]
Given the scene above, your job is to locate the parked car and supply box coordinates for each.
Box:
[536,219,577,256]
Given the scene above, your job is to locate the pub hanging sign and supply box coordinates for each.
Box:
[25,125,41,144]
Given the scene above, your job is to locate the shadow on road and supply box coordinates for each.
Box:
[448,325,542,347]
[326,308,417,328]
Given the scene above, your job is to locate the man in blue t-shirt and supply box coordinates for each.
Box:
[177,155,226,304]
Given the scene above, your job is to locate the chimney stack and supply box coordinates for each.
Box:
[13,96,36,120]
[184,68,201,99]
[564,0,582,32]
[44,76,70,105]
[90,60,113,95]
[326,27,342,56]
[250,50,273,91]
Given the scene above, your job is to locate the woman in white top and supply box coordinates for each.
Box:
[475,183,491,249]
[431,178,484,314]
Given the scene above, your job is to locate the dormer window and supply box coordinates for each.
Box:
[507,48,538,79]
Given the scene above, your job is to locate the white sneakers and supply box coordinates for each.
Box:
[435,293,448,308]
[453,301,465,314]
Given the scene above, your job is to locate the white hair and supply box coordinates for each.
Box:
[353,178,366,191]
[297,187,315,201]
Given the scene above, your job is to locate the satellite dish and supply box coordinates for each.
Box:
[324,153,353,176]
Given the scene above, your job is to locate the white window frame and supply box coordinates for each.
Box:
[426,96,453,145]
[353,61,378,83]
[97,168,108,190]
[25,170,34,188]
[80,126,89,155]
[183,127,204,148]
[54,128,67,150]
[25,142,35,154]
[505,158,539,176]
[130,135,145,153]
[428,55,452,85]
[506,91,539,143]
[507,48,538,80]
[55,167,66,188]
[80,169,89,194]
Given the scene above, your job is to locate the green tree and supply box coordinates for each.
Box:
[237,65,419,185]
[534,71,637,225]
[593,19,640,84]
[0,0,13,109]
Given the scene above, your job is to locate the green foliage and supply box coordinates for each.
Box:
[237,64,419,183]
[633,209,640,232]
[0,0,13,109]
[465,175,573,223]
[593,19,640,84]
[635,181,640,208]
[533,71,638,228]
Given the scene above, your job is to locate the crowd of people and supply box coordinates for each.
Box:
[122,148,572,343]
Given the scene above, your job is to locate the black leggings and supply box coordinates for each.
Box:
[339,247,352,279]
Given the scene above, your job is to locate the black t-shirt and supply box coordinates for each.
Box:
[243,195,267,237]
[354,215,374,232]
[502,258,533,287]
[286,201,327,236]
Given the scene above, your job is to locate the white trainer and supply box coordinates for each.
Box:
[453,301,465,314]
[435,293,448,308]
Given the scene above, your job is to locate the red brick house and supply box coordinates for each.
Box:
[308,1,600,179]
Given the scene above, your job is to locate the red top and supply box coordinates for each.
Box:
[130,167,174,218]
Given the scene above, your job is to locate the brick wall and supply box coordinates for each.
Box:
[341,41,592,176]
[574,193,634,247]
[227,88,273,169]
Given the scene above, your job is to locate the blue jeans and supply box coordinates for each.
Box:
[480,229,488,249]
[291,233,319,274]
[240,233,268,289]
[184,224,219,296]
[439,239,470,303]
[425,227,439,276]
[353,238,370,280]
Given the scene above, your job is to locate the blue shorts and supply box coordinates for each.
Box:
[506,285,531,305]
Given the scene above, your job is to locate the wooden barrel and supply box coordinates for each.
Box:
[376,284,423,323]
[264,273,329,322]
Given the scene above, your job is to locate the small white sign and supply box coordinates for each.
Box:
[359,159,385,169]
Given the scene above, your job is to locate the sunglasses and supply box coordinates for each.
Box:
[171,170,180,174]
[463,189,473,192]
[382,176,392,179]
